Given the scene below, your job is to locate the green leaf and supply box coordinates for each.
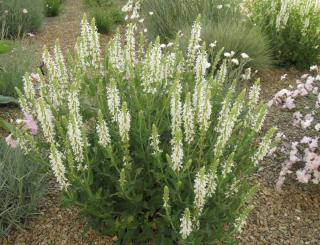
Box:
[0,95,18,105]
[0,117,14,132]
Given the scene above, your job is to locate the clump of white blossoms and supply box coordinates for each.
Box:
[13,7,276,243]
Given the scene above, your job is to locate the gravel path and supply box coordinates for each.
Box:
[239,69,320,245]
[1,2,320,244]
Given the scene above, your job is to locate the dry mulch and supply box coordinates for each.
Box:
[1,1,320,243]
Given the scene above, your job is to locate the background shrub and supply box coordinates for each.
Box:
[142,0,273,69]
[0,0,43,39]
[44,0,62,17]
[0,40,14,54]
[247,0,320,69]
[0,141,48,236]
[83,0,124,33]
[0,40,38,97]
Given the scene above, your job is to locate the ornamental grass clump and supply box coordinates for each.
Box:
[141,0,273,69]
[0,0,43,39]
[247,0,320,69]
[10,3,276,243]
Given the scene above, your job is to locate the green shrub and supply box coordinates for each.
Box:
[44,0,62,17]
[0,40,38,97]
[0,40,14,54]
[0,0,43,39]
[90,7,113,33]
[247,0,320,69]
[0,141,48,236]
[84,0,124,34]
[141,0,273,69]
[14,16,276,243]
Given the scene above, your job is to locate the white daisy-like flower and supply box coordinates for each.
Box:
[149,11,154,15]
[22,9,28,14]
[231,58,239,66]
[241,53,249,59]
[224,52,231,57]
[209,41,217,48]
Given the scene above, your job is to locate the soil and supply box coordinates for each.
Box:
[1,1,320,244]
[239,68,320,245]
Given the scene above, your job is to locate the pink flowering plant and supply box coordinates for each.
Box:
[9,3,276,243]
[268,66,320,189]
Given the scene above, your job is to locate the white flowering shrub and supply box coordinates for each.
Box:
[10,11,276,243]
[268,66,320,190]
[247,0,320,69]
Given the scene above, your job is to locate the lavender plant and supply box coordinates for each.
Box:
[9,3,276,243]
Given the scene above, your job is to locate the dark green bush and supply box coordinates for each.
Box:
[0,41,38,97]
[45,0,62,17]
[90,7,113,33]
[0,0,43,39]
[142,0,273,69]
[0,40,14,54]
[84,0,124,34]
[0,141,48,236]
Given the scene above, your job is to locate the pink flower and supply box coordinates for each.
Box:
[300,136,312,144]
[309,138,318,151]
[289,142,299,162]
[283,96,295,109]
[301,114,314,129]
[296,169,311,183]
[293,112,302,127]
[23,113,38,135]
[276,160,295,191]
[5,134,18,149]
[305,77,314,91]
[316,94,320,109]
[296,84,308,96]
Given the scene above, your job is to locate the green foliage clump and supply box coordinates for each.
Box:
[142,0,273,69]
[247,0,320,69]
[45,0,62,17]
[84,0,124,33]
[0,40,13,54]
[0,141,48,236]
[0,0,43,39]
[14,16,276,244]
[0,41,38,97]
